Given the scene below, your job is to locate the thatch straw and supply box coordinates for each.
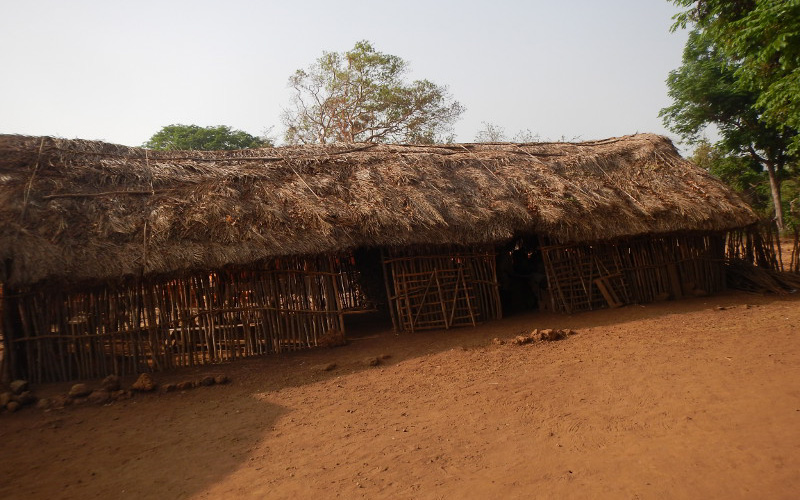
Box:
[0,133,757,288]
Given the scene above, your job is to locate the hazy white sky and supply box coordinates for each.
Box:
[0,0,688,147]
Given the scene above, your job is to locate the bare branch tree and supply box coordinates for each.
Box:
[283,41,464,144]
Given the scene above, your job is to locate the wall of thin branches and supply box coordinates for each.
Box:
[541,233,727,314]
[4,229,794,384]
[2,256,366,383]
[725,224,800,293]
[382,247,501,333]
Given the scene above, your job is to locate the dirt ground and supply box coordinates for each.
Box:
[1,290,799,499]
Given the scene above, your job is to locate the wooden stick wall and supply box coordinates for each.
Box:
[383,247,501,333]
[330,254,376,312]
[541,233,726,314]
[726,224,784,271]
[3,256,348,383]
[790,230,800,273]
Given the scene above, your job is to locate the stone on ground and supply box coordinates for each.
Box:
[69,383,92,398]
[101,375,121,392]
[87,390,111,405]
[131,373,156,392]
[9,380,29,395]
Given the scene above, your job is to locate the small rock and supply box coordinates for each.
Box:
[72,397,88,405]
[318,328,347,348]
[380,354,392,360]
[131,373,156,392]
[87,390,111,405]
[101,375,121,392]
[6,401,20,413]
[111,390,132,401]
[542,329,567,341]
[0,391,12,408]
[491,338,505,345]
[364,357,380,367]
[513,335,531,345]
[161,383,177,393]
[50,395,71,408]
[213,375,230,385]
[15,391,37,406]
[715,306,726,311]
[69,383,92,398]
[35,398,52,410]
[176,381,194,391]
[200,376,215,387]
[9,380,29,395]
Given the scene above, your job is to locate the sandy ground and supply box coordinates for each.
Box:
[1,290,799,499]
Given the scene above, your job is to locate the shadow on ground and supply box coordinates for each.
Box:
[0,390,285,499]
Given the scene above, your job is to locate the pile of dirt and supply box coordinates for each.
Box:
[492,328,577,346]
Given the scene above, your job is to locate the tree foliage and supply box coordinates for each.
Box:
[143,124,271,151]
[663,1,800,229]
[282,41,464,144]
[672,1,800,151]
[690,139,770,209]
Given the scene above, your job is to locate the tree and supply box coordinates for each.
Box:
[690,138,771,211]
[474,123,542,143]
[474,122,506,142]
[662,8,798,230]
[672,1,800,151]
[511,129,541,143]
[282,41,464,145]
[143,124,271,151]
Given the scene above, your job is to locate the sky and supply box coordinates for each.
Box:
[0,0,690,147]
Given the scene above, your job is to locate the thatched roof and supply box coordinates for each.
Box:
[0,133,756,287]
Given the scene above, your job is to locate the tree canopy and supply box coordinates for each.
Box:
[663,1,800,230]
[143,124,270,151]
[672,1,800,152]
[282,41,464,145]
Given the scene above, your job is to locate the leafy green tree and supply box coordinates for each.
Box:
[143,124,271,151]
[283,41,464,144]
[662,12,798,230]
[672,1,800,151]
[690,139,771,211]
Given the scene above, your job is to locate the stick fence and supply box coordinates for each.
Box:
[541,233,726,314]
[2,256,362,383]
[383,247,501,333]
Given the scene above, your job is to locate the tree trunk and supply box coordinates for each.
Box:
[765,161,785,231]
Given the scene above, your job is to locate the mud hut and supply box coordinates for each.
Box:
[0,133,757,382]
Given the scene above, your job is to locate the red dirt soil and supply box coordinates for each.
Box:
[1,290,799,499]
